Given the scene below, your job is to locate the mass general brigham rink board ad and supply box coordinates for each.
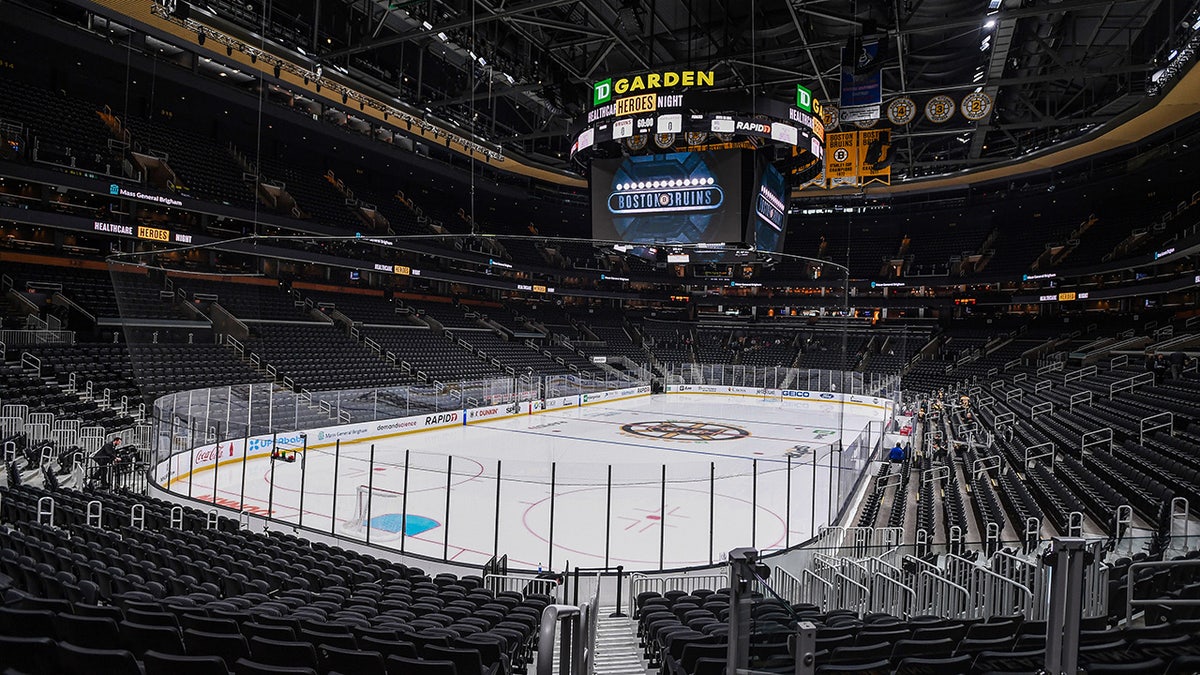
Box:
[157,385,893,571]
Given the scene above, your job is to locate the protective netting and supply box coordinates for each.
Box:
[107,235,897,571]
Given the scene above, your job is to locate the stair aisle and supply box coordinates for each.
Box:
[593,615,651,675]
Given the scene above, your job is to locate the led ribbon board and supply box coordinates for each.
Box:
[573,75,826,166]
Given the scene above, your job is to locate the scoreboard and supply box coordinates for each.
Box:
[582,71,815,261]
[591,149,790,253]
[571,74,826,170]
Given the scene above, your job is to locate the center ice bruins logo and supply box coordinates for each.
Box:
[621,420,750,442]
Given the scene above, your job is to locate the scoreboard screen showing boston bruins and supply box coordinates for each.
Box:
[591,150,749,245]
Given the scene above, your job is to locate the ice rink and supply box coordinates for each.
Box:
[176,393,887,570]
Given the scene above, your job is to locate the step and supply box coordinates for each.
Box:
[594,655,645,662]
[591,615,648,675]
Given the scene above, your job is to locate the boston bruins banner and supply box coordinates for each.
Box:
[796,129,890,190]
[825,131,859,188]
[857,129,891,186]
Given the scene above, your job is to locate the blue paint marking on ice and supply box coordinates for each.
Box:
[369,514,439,535]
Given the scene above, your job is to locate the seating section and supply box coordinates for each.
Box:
[127,343,269,401]
[401,300,483,331]
[0,484,550,675]
[367,328,500,383]
[22,343,140,404]
[244,324,412,391]
[0,360,134,431]
[795,333,867,371]
[257,157,363,231]
[643,323,693,365]
[737,334,801,368]
[454,331,571,375]
[540,343,595,372]
[332,180,428,236]
[586,325,644,361]
[4,264,186,321]
[300,290,420,326]
[174,278,313,322]
[633,576,1200,675]
[0,76,119,175]
[125,116,258,209]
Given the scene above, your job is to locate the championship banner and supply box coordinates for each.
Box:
[841,41,883,109]
[825,131,859,188]
[857,129,891,186]
[802,166,825,191]
[791,145,825,191]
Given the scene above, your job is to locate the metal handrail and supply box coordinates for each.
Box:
[537,605,585,675]
[1125,559,1200,623]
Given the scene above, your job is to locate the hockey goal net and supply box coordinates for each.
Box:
[341,485,406,536]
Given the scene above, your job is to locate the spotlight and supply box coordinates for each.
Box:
[226,45,233,56]
[250,52,257,63]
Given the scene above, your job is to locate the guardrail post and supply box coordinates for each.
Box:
[1044,537,1087,675]
[611,565,626,618]
[793,621,817,675]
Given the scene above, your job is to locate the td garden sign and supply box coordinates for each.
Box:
[593,70,716,106]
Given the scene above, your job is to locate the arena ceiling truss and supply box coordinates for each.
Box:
[218,0,1193,179]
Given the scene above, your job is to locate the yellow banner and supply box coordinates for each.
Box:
[825,132,859,187]
[857,129,891,186]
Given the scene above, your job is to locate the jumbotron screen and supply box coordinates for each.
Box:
[591,150,746,244]
[751,162,788,253]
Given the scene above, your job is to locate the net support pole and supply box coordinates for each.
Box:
[400,449,410,553]
[444,455,453,561]
[211,425,221,506]
[366,443,376,546]
[709,462,715,566]
[810,448,818,534]
[549,461,557,569]
[330,440,341,532]
[239,435,248,513]
[494,459,502,561]
[786,455,793,548]
[659,464,667,570]
[266,431,278,521]
[604,464,612,569]
[187,419,195,499]
[298,434,308,529]
[752,459,758,548]
[829,448,837,523]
